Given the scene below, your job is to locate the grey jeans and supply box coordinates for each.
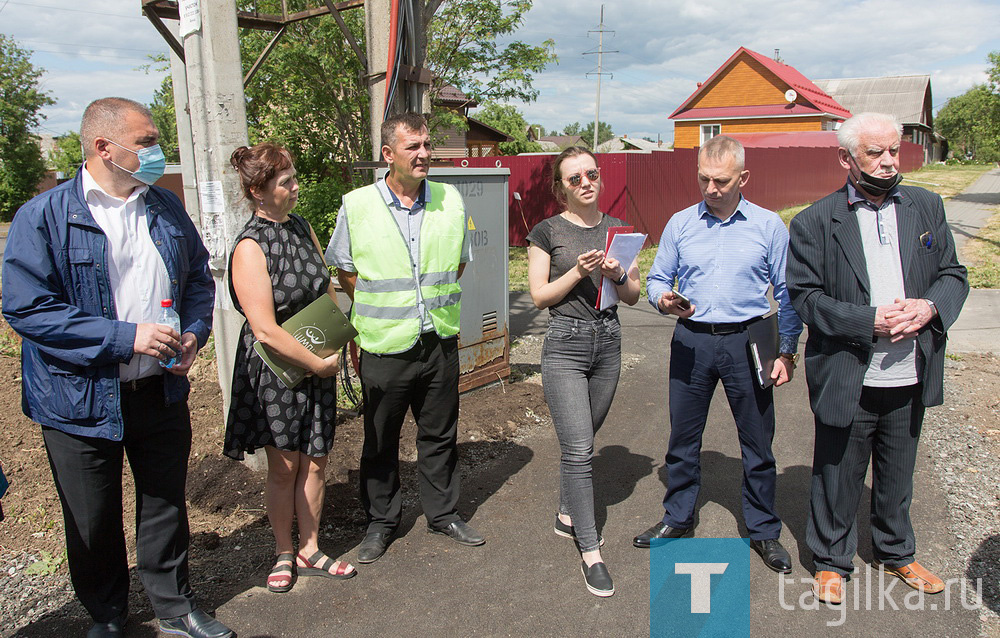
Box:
[541,314,622,552]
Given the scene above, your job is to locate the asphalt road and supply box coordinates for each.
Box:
[207,292,982,637]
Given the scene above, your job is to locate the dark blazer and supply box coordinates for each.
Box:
[786,184,968,427]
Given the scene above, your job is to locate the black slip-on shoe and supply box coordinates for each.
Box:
[580,561,615,597]
[554,515,606,547]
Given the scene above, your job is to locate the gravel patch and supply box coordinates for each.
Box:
[923,355,1000,638]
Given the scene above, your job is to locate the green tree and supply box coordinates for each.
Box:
[0,35,54,220]
[474,102,542,155]
[425,0,556,136]
[150,75,180,163]
[48,131,83,175]
[238,3,370,243]
[936,50,1000,163]
[560,121,614,147]
[936,85,1000,162]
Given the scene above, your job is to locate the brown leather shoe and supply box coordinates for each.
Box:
[812,570,843,605]
[875,560,945,594]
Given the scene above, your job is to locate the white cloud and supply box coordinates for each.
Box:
[4,0,999,142]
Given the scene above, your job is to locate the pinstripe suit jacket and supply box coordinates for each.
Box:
[786,184,968,428]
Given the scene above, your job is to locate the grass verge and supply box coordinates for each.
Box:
[902,163,993,199]
[964,206,1000,289]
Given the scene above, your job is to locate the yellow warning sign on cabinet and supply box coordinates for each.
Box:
[467,217,476,231]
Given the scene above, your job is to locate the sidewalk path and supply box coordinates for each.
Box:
[945,166,1000,354]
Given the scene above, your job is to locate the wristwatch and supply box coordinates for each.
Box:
[779,352,799,366]
[615,270,628,286]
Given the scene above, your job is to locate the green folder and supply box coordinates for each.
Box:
[252,294,358,389]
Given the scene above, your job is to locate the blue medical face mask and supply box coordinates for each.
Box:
[106,139,166,185]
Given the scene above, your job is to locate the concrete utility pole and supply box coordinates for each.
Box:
[177,0,250,433]
[585,5,615,150]
[366,0,391,161]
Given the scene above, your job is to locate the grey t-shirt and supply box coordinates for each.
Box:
[526,213,626,320]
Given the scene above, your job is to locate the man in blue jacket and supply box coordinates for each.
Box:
[2,98,230,638]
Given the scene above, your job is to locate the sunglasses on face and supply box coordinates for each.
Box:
[562,168,600,187]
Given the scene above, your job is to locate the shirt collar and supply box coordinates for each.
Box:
[82,166,148,207]
[378,177,429,211]
[846,180,901,210]
[698,194,748,222]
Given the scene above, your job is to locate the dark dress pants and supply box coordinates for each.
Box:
[359,333,461,533]
[662,322,782,540]
[807,384,924,576]
[42,377,195,623]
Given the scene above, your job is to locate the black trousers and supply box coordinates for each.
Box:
[662,322,781,540]
[807,384,924,576]
[359,333,461,533]
[42,377,195,622]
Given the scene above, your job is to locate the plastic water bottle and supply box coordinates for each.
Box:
[158,299,181,368]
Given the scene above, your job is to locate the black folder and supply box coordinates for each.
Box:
[747,312,779,389]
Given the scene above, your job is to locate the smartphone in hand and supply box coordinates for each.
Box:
[672,289,691,310]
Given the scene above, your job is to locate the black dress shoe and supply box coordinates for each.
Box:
[427,520,485,546]
[358,531,393,564]
[633,521,693,548]
[87,610,127,638]
[158,608,233,638]
[751,538,792,574]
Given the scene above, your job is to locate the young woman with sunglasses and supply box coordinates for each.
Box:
[526,146,640,596]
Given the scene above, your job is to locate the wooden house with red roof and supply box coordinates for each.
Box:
[670,47,852,148]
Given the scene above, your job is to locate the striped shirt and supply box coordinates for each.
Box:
[647,196,802,352]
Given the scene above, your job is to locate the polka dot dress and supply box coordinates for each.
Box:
[223,214,337,460]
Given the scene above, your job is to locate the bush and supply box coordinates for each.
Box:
[293,172,353,247]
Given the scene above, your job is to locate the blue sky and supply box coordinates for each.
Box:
[3,0,999,143]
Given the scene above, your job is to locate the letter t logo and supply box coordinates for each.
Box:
[675,563,728,613]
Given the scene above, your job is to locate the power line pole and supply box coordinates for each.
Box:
[584,5,615,150]
[176,0,250,448]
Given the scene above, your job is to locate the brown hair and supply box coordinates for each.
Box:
[550,146,598,204]
[229,143,294,201]
[381,112,428,150]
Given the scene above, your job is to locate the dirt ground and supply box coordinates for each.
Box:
[0,332,549,629]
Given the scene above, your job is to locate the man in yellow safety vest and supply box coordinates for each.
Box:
[326,112,483,564]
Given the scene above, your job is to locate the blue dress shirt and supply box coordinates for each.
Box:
[646,196,802,353]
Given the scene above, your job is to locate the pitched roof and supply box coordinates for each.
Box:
[670,47,851,121]
[813,75,932,128]
[434,84,478,109]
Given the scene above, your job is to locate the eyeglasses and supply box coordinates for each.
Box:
[562,168,600,187]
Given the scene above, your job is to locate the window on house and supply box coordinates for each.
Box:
[700,124,721,145]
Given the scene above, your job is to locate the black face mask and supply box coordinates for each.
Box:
[848,153,903,197]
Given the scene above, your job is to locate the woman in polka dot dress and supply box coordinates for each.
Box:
[225,143,355,592]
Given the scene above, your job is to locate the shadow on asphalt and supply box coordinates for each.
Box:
[12,437,532,638]
[647,449,877,573]
[951,192,1000,206]
[968,533,1000,614]
[592,444,657,533]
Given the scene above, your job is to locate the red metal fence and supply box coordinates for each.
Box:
[450,141,923,246]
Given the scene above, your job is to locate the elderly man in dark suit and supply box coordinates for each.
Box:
[786,112,968,605]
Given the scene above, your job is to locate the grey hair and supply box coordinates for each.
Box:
[699,135,745,171]
[837,113,902,155]
[80,97,152,158]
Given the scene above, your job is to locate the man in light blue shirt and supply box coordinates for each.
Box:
[633,135,802,574]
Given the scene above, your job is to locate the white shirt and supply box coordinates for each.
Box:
[82,167,172,381]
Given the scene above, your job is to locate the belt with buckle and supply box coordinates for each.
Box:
[679,317,759,336]
[120,375,162,393]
